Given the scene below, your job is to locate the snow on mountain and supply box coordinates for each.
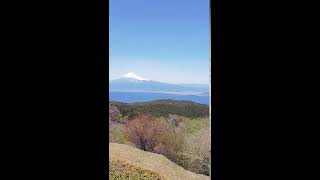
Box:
[121,72,149,81]
[110,72,209,94]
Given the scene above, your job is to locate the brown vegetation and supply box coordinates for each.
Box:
[109,102,210,176]
[125,114,168,152]
[178,128,210,175]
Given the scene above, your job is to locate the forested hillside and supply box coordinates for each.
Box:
[110,100,209,119]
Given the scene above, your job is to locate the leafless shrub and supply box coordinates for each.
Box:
[178,128,210,175]
[167,114,184,128]
[154,128,185,163]
[125,114,167,152]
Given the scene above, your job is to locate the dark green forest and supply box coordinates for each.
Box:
[110,100,209,119]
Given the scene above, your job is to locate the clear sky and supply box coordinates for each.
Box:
[109,0,210,84]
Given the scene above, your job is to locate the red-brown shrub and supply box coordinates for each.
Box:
[125,114,167,152]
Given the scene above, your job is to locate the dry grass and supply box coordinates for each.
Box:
[109,160,164,180]
[109,143,209,180]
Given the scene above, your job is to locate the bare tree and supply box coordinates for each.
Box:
[125,114,167,152]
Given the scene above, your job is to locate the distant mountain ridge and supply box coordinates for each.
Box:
[110,72,209,94]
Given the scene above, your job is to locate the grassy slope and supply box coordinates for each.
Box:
[109,143,209,180]
[110,160,165,180]
[110,100,209,119]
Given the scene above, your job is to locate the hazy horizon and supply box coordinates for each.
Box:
[109,72,209,85]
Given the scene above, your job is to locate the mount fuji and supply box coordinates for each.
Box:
[109,72,209,95]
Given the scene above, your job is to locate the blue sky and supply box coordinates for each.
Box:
[109,0,210,84]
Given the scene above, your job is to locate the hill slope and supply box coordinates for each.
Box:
[110,100,209,119]
[109,143,209,180]
[110,160,165,180]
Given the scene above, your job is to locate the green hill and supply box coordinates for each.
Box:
[110,100,209,119]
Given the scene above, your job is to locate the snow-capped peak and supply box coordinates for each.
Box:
[121,72,149,81]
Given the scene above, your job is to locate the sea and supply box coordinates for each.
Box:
[109,91,209,105]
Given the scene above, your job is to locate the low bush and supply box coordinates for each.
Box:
[125,114,168,152]
[178,128,210,175]
[180,117,209,134]
[109,124,128,144]
[154,128,185,163]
